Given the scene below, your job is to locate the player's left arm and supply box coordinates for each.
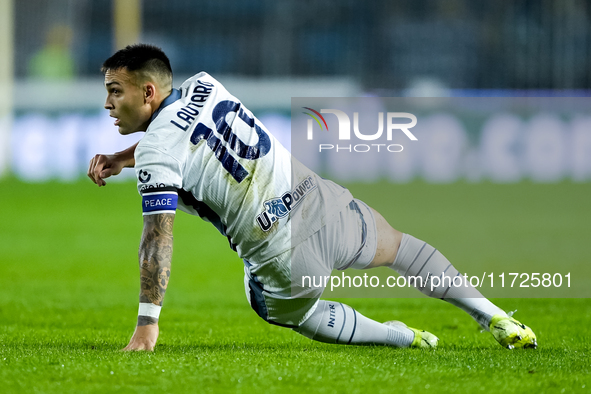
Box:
[122,212,175,351]
[124,145,181,351]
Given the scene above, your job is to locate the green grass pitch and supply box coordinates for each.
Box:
[0,178,590,393]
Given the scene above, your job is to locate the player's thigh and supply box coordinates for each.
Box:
[315,198,400,270]
[365,206,403,268]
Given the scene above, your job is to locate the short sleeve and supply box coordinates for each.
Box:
[135,145,183,216]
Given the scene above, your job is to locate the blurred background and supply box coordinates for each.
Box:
[1,0,591,181]
[1,7,590,391]
[0,5,590,374]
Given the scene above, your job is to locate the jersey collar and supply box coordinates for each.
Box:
[150,88,181,122]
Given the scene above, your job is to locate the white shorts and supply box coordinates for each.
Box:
[243,199,378,327]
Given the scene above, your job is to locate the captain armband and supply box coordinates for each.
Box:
[141,187,178,216]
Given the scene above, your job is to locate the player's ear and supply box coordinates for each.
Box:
[144,82,156,104]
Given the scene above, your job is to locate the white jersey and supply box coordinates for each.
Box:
[135,72,352,263]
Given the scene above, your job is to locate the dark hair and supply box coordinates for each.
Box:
[101,44,172,83]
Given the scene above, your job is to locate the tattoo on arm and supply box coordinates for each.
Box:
[137,213,174,325]
[137,316,159,326]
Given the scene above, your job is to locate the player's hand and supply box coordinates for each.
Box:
[122,324,159,351]
[87,153,126,187]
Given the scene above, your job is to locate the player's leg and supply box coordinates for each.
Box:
[361,203,507,329]
[243,205,436,348]
[288,201,436,348]
[244,270,432,348]
[352,201,536,348]
[292,299,437,348]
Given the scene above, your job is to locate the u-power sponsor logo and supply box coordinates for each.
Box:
[256,176,317,232]
[302,107,418,153]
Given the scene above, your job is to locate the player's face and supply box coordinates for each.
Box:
[104,68,152,135]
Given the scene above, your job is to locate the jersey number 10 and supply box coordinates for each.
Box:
[189,100,271,183]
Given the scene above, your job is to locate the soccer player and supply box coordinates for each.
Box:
[88,44,537,351]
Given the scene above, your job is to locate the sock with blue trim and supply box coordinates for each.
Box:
[294,300,415,347]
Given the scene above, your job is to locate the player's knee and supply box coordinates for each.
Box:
[248,300,308,330]
[246,277,272,323]
[366,208,402,267]
[245,277,309,329]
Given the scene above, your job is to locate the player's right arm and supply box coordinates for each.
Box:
[87,142,138,186]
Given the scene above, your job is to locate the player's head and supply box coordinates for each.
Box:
[101,44,173,135]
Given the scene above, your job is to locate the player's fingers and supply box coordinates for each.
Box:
[87,156,95,178]
[121,342,139,351]
[92,155,109,187]
[87,156,99,184]
[100,166,117,179]
[121,343,153,352]
[137,340,154,351]
[92,155,105,179]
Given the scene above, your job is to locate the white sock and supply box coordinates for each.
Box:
[390,233,507,329]
[294,300,415,347]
